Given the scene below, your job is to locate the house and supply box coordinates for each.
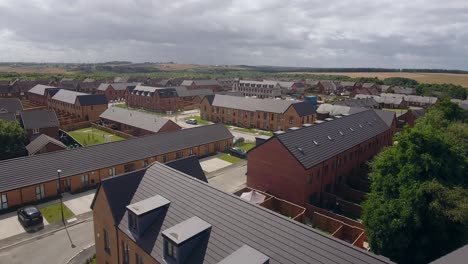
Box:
[97,83,141,101]
[127,85,179,112]
[396,108,426,129]
[247,109,396,207]
[28,84,60,105]
[277,81,305,94]
[390,87,416,95]
[58,79,80,91]
[25,134,67,155]
[200,94,316,131]
[380,93,437,107]
[0,98,23,115]
[48,89,108,122]
[0,113,17,122]
[340,81,359,91]
[9,80,41,99]
[91,161,393,264]
[0,80,10,97]
[333,98,380,109]
[232,80,281,98]
[100,107,181,136]
[0,124,233,210]
[316,104,368,120]
[217,77,239,90]
[20,109,59,140]
[354,95,407,109]
[380,85,391,92]
[77,81,100,94]
[165,156,207,183]
[317,80,338,95]
[180,80,222,92]
[173,87,214,110]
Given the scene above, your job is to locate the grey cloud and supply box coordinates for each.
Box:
[0,0,467,69]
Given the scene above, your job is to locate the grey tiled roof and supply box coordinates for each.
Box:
[20,109,59,129]
[274,109,394,169]
[99,162,393,264]
[76,95,108,106]
[26,134,66,155]
[0,112,17,122]
[100,107,177,133]
[0,98,23,113]
[209,95,312,114]
[28,84,56,96]
[52,89,87,104]
[165,156,207,182]
[292,101,316,116]
[175,87,214,97]
[0,124,232,193]
[334,98,380,108]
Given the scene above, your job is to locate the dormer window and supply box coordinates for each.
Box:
[128,212,138,231]
[126,195,170,238]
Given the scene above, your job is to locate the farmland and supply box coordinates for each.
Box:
[290,72,468,87]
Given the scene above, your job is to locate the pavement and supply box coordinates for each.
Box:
[200,156,233,173]
[0,219,95,264]
[208,160,248,193]
[0,189,95,241]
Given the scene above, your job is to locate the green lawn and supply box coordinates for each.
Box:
[39,202,75,224]
[185,115,210,125]
[114,103,128,109]
[259,131,274,136]
[235,142,255,151]
[218,154,241,163]
[68,127,125,146]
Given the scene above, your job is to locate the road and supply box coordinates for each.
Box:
[0,220,94,264]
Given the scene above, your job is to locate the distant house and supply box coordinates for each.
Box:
[380,85,391,92]
[58,79,80,91]
[9,80,41,99]
[48,90,108,122]
[28,84,60,105]
[354,94,407,109]
[315,104,368,120]
[127,85,179,112]
[390,87,416,95]
[200,94,316,131]
[77,81,100,94]
[96,82,141,101]
[233,80,282,98]
[26,134,67,155]
[380,93,437,107]
[333,98,380,109]
[100,107,181,136]
[181,79,222,92]
[20,109,59,140]
[174,87,214,110]
[277,81,305,94]
[340,81,360,92]
[217,77,239,90]
[0,98,23,115]
[317,80,338,95]
[0,80,10,97]
[351,83,380,96]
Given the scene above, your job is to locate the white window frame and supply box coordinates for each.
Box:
[108,167,116,177]
[35,184,45,200]
[81,174,89,187]
[32,128,40,134]
[0,194,8,210]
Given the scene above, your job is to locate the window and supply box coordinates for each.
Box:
[163,155,167,162]
[108,167,116,177]
[224,140,229,151]
[104,229,110,254]
[35,184,45,200]
[289,116,294,124]
[136,254,144,264]
[204,145,209,155]
[324,166,329,176]
[122,241,130,264]
[176,151,183,159]
[0,194,7,210]
[189,148,193,155]
[143,160,149,167]
[81,174,89,188]
[165,239,177,260]
[215,143,220,152]
[307,174,313,184]
[32,128,40,134]
[128,213,138,231]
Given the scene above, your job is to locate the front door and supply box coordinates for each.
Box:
[62,178,71,193]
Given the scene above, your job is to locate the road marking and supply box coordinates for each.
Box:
[67,218,77,224]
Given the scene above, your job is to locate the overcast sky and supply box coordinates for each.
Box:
[0,0,467,69]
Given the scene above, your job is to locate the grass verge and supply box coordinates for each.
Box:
[68,127,125,146]
[235,142,255,151]
[39,202,75,224]
[218,154,241,164]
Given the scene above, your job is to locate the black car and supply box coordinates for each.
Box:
[17,206,43,227]
[233,137,245,145]
[229,147,247,158]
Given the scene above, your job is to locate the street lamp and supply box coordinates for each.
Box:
[57,169,65,225]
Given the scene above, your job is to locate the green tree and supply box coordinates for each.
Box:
[362,103,468,264]
[0,120,28,160]
[383,77,418,86]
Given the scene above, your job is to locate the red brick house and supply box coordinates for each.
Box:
[25,134,67,155]
[48,89,108,122]
[20,109,59,140]
[28,84,60,106]
[96,83,140,102]
[247,109,396,206]
[127,85,179,112]
[180,79,222,92]
[100,107,181,136]
[317,81,338,95]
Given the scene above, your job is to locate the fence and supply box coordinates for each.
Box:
[334,184,368,203]
[61,121,92,131]
[91,123,134,139]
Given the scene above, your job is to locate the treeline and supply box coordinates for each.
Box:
[239,66,468,74]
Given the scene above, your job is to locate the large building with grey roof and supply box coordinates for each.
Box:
[180,79,222,92]
[200,94,316,131]
[0,124,233,211]
[92,161,393,264]
[247,109,396,207]
[48,89,108,122]
[96,82,141,101]
[100,107,181,136]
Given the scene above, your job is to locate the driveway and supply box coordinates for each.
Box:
[63,190,95,215]
[200,157,233,173]
[208,163,247,193]
[0,212,49,241]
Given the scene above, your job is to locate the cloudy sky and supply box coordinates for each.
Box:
[0,0,467,69]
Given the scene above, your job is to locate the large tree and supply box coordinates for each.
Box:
[362,102,468,264]
[0,120,27,160]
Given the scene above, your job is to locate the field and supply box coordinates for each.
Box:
[289,72,468,87]
[68,127,125,146]
[0,66,67,74]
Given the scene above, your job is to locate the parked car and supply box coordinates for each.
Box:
[186,119,198,125]
[229,147,247,158]
[17,206,43,227]
[233,137,245,145]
